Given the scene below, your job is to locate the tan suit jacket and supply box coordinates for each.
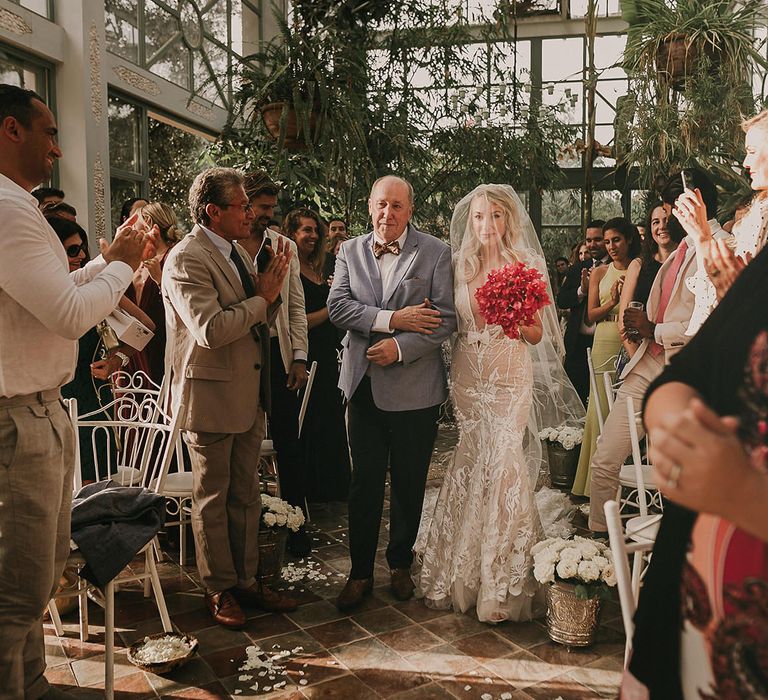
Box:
[163,226,274,434]
[621,222,727,379]
[262,230,308,373]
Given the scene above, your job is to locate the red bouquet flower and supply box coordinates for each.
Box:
[474,262,551,339]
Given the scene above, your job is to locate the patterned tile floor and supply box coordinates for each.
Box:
[45,431,624,699]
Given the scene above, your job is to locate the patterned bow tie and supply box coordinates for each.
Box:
[373,240,401,259]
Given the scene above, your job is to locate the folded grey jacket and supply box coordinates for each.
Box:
[71,480,166,587]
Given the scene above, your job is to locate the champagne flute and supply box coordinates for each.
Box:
[626,301,644,341]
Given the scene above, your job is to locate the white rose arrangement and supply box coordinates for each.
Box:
[531,535,616,600]
[261,495,305,533]
[539,424,584,451]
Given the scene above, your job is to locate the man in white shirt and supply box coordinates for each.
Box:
[240,172,311,556]
[0,84,150,700]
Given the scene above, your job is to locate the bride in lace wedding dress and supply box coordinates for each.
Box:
[416,185,585,623]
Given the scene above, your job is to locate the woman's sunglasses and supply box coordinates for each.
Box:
[66,243,87,257]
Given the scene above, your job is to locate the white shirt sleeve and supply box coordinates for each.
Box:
[372,309,395,333]
[0,205,134,340]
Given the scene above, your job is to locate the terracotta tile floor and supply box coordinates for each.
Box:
[45,436,624,699]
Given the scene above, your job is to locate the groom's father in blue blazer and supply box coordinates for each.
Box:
[328,175,457,610]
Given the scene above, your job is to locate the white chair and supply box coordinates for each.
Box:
[586,347,619,435]
[48,395,181,700]
[620,396,663,537]
[604,499,656,666]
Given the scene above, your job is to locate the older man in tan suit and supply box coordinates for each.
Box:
[163,167,297,628]
[588,169,729,533]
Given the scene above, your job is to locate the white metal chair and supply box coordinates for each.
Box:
[620,395,663,536]
[604,500,656,666]
[48,395,181,699]
[586,347,619,435]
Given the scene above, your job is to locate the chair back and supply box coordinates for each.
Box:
[626,395,652,516]
[587,347,618,433]
[298,360,318,438]
[604,499,655,666]
[70,390,182,494]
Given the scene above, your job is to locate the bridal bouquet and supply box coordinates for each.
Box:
[539,425,584,451]
[474,262,550,339]
[261,494,305,533]
[531,535,616,600]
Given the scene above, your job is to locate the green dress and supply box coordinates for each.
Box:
[571,263,624,496]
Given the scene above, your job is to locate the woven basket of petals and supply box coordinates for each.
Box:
[128,633,199,674]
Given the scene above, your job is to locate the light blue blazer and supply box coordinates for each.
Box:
[327,225,456,411]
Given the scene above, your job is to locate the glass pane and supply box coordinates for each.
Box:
[7,0,50,18]
[108,96,141,174]
[105,0,139,63]
[110,178,141,232]
[0,57,39,90]
[193,40,228,106]
[542,38,583,82]
[201,0,229,41]
[594,34,626,78]
[594,124,616,167]
[146,0,190,88]
[592,189,623,220]
[544,82,583,125]
[492,40,532,83]
[148,115,212,231]
[595,80,627,123]
[542,189,581,226]
[569,0,621,18]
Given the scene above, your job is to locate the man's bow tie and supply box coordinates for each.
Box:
[373,240,401,259]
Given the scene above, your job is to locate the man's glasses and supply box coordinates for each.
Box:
[223,202,254,213]
[65,243,86,257]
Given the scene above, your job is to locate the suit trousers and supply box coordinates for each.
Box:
[588,351,664,531]
[184,410,265,592]
[269,337,306,512]
[347,376,439,579]
[564,332,593,406]
[0,390,74,700]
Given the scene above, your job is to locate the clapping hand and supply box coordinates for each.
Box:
[255,237,292,304]
[702,237,751,300]
[101,213,156,271]
[649,398,748,516]
[609,278,623,306]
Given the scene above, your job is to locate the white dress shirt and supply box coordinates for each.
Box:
[201,224,240,277]
[371,228,408,334]
[0,173,133,397]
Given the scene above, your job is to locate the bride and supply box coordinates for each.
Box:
[416,184,585,623]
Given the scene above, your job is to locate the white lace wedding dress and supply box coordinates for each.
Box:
[416,280,572,623]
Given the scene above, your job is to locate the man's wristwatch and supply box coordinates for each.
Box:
[113,351,130,368]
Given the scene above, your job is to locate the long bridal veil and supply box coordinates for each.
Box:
[449,184,586,502]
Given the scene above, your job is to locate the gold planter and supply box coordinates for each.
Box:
[545,581,601,647]
[257,528,289,586]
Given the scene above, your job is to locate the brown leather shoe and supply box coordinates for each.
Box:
[336,577,373,612]
[390,568,415,601]
[205,590,246,629]
[232,582,298,613]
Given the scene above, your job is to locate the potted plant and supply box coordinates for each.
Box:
[531,535,617,647]
[618,0,766,196]
[621,0,768,89]
[258,495,305,585]
[539,424,584,489]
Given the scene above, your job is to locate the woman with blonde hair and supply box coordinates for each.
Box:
[416,184,584,623]
[124,201,181,384]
